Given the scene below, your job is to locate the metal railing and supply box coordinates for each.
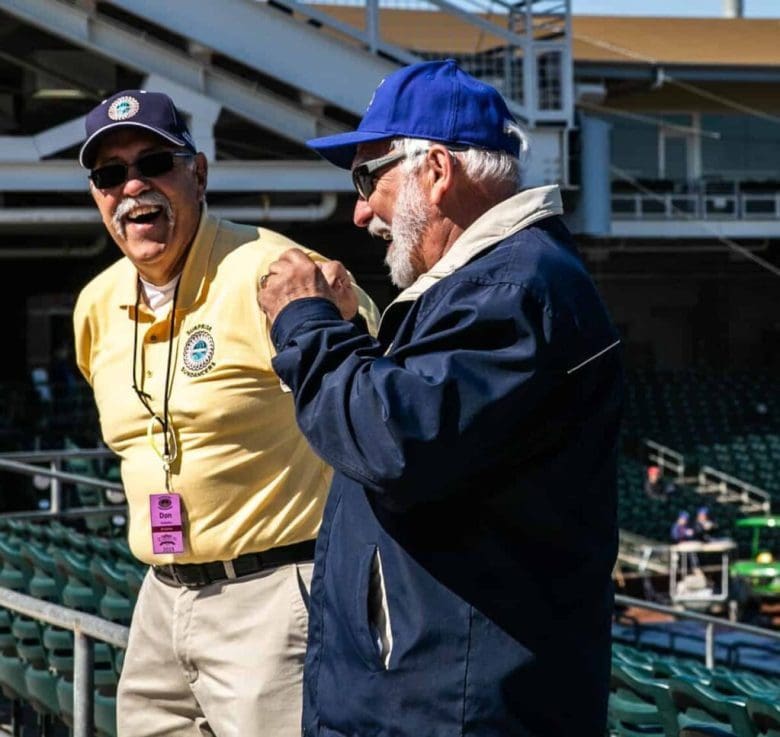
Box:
[642,439,771,515]
[278,0,573,125]
[612,190,780,220]
[0,587,129,737]
[697,465,771,515]
[0,448,123,516]
[614,593,780,670]
[644,438,686,481]
[0,592,772,736]
[617,530,671,576]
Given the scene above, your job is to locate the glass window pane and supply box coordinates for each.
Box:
[702,114,780,179]
[605,115,659,180]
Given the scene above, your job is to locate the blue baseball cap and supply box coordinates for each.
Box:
[79,90,197,168]
[307,59,521,169]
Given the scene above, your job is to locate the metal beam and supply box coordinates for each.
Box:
[0,196,339,227]
[0,160,352,192]
[576,62,780,83]
[0,0,345,143]
[105,0,399,115]
[611,219,780,239]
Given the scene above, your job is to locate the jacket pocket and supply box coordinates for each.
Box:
[352,544,393,671]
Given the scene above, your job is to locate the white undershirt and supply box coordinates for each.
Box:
[140,274,181,316]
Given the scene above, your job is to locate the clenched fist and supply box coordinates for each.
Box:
[258,249,358,324]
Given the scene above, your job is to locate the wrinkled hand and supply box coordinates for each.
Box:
[318,259,359,322]
[258,248,358,324]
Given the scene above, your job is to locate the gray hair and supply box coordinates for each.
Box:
[390,136,525,195]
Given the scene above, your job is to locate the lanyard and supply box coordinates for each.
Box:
[132,276,181,491]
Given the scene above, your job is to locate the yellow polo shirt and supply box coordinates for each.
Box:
[74,212,379,565]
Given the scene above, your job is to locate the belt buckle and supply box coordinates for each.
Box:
[162,564,207,588]
[156,564,182,586]
[182,564,210,588]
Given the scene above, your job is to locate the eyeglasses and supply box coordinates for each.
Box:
[89,150,194,189]
[351,150,408,200]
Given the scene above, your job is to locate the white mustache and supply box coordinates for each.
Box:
[368,216,392,241]
[112,191,173,239]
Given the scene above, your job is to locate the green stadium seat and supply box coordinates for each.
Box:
[62,437,116,534]
[611,662,679,737]
[711,672,780,701]
[679,726,737,737]
[609,689,666,737]
[746,696,780,737]
[94,688,118,737]
[0,538,32,710]
[670,675,758,737]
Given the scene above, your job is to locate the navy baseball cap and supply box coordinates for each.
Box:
[79,90,197,168]
[307,59,521,169]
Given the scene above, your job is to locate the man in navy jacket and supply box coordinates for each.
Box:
[258,59,623,737]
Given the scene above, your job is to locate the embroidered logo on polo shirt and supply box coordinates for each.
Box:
[181,324,215,377]
[108,95,140,121]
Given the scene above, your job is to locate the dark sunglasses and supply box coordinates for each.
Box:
[351,150,407,200]
[89,150,194,189]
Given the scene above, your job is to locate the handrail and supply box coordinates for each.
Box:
[0,586,129,737]
[617,530,671,575]
[0,456,124,516]
[644,438,686,480]
[614,593,780,670]
[0,449,116,462]
[0,588,129,648]
[272,0,572,124]
[0,459,123,491]
[0,505,128,521]
[612,190,780,221]
[698,465,771,514]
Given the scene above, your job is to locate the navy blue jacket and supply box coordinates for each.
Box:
[271,191,623,737]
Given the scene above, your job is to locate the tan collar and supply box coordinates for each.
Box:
[386,185,563,311]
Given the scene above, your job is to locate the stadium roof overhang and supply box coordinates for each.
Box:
[0,0,404,225]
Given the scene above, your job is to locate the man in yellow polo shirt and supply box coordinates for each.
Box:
[73,89,378,737]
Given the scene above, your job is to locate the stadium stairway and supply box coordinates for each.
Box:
[618,371,780,571]
[624,371,780,502]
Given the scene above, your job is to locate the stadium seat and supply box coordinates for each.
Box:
[609,689,666,737]
[679,726,737,737]
[611,661,679,737]
[0,537,32,715]
[13,543,65,726]
[94,687,118,737]
[62,437,115,534]
[746,696,780,737]
[669,675,758,737]
[711,672,780,701]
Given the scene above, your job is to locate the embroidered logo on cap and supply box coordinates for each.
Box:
[181,325,215,377]
[108,95,140,121]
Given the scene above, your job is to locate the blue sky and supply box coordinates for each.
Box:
[571,0,779,16]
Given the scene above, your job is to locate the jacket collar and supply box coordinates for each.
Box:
[117,206,217,316]
[385,184,563,312]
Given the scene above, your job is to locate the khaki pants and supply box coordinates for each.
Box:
[117,562,313,737]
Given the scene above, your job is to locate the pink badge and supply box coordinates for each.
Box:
[150,494,185,555]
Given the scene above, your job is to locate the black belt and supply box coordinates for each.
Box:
[152,540,315,588]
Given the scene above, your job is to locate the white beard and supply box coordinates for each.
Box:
[368,173,430,289]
